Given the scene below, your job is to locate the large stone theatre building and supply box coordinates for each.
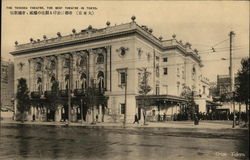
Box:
[10,16,212,123]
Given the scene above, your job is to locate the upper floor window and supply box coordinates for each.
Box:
[63,58,70,68]
[156,65,160,77]
[79,56,87,67]
[97,54,104,64]
[97,71,104,89]
[177,68,180,77]
[117,68,127,87]
[156,56,160,61]
[120,72,126,85]
[163,57,168,62]
[203,86,206,94]
[50,60,56,70]
[80,73,87,89]
[192,67,196,80]
[36,62,42,71]
[156,84,160,95]
[163,68,168,75]
[65,74,70,90]
[37,77,42,92]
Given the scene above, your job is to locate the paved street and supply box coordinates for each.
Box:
[0,122,249,160]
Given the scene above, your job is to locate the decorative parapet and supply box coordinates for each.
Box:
[11,19,201,63]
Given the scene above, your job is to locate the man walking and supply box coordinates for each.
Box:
[133,114,139,124]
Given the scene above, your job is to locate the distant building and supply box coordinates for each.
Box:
[10,17,213,122]
[216,74,245,113]
[1,60,14,119]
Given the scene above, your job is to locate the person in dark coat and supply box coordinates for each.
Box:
[133,114,139,124]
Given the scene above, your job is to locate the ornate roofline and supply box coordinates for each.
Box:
[10,21,202,63]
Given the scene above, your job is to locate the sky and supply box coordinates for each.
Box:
[1,0,249,82]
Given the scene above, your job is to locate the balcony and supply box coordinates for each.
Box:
[31,91,42,99]
[59,90,69,97]
[44,91,57,98]
[74,89,86,96]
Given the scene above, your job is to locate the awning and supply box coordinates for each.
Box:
[136,94,188,106]
[206,100,222,106]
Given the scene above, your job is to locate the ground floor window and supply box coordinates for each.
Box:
[120,103,125,114]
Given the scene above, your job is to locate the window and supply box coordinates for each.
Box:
[97,71,104,89]
[80,73,87,89]
[97,54,104,64]
[120,72,126,85]
[37,77,42,93]
[163,68,168,75]
[192,67,196,80]
[177,82,180,95]
[182,70,185,79]
[203,86,206,94]
[63,58,70,68]
[120,104,125,114]
[117,68,127,86]
[36,62,42,71]
[79,57,87,67]
[177,68,180,77]
[156,65,159,77]
[163,57,168,62]
[156,84,160,95]
[156,56,160,61]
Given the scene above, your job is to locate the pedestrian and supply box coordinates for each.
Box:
[133,114,139,124]
[32,114,35,121]
[163,113,166,121]
[158,114,161,122]
[96,114,98,123]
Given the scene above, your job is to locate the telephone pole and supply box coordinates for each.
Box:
[68,54,71,125]
[123,71,128,128]
[229,31,236,128]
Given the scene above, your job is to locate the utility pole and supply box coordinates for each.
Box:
[123,71,127,128]
[229,31,236,128]
[68,54,71,125]
[0,55,2,126]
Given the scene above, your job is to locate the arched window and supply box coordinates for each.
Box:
[50,76,56,91]
[50,60,56,70]
[79,57,87,67]
[50,76,56,83]
[65,74,69,90]
[80,73,87,90]
[97,71,104,90]
[63,58,70,68]
[37,77,42,93]
[97,54,104,64]
[192,67,196,80]
[156,65,159,77]
[36,62,42,71]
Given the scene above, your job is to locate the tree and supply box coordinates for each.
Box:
[16,78,31,122]
[85,79,98,124]
[180,85,196,120]
[47,80,60,121]
[235,58,249,125]
[138,68,151,125]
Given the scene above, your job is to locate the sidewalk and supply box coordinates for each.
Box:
[1,119,246,129]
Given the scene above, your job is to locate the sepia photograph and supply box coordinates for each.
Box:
[1,0,249,160]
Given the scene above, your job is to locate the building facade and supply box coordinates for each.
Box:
[10,17,211,123]
[1,60,14,119]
